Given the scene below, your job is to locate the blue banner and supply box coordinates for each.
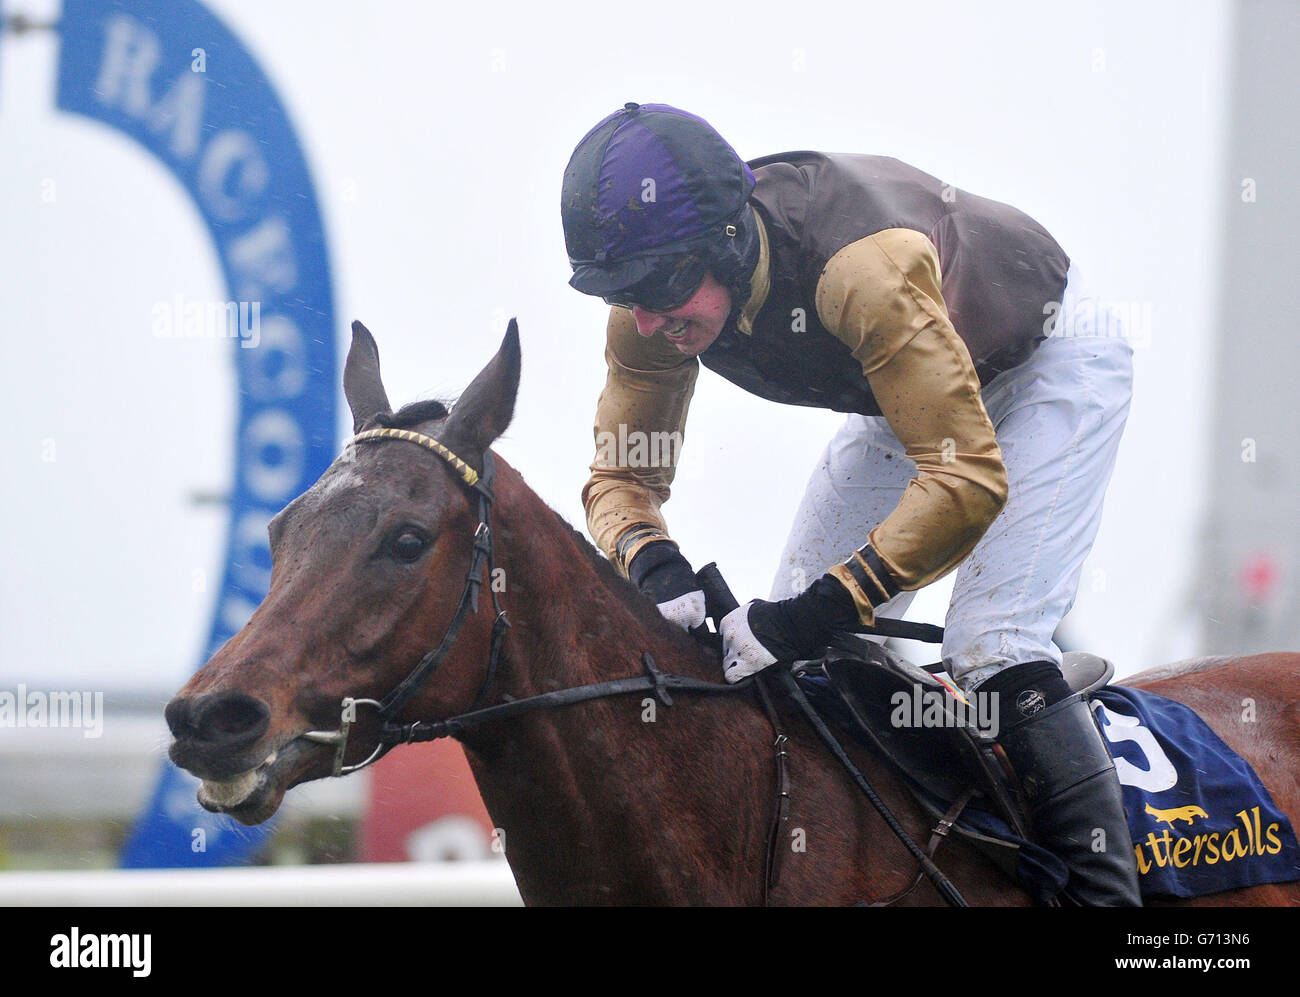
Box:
[55,0,338,866]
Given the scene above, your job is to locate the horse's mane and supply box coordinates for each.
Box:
[552,511,671,625]
[549,509,713,659]
[370,399,451,428]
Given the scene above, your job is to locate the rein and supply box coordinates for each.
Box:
[300,428,755,775]
[301,426,965,907]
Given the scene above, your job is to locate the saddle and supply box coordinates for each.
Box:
[797,637,1114,887]
[689,562,1114,901]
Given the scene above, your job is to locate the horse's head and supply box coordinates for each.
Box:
[166,320,520,825]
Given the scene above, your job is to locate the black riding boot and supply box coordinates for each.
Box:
[997,692,1143,906]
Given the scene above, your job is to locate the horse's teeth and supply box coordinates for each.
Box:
[199,768,261,807]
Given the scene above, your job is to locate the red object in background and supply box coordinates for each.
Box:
[360,739,496,862]
[1240,552,1280,603]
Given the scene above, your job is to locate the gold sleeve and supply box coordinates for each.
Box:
[581,307,700,574]
[816,228,1008,618]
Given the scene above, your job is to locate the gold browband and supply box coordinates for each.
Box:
[348,427,480,487]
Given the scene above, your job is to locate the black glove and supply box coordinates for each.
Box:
[721,574,860,682]
[627,541,707,631]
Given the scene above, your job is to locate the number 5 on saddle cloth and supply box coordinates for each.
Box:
[799,640,1300,902]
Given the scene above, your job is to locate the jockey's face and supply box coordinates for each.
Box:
[629,273,732,356]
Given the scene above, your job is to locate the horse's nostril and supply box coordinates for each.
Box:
[164,696,194,738]
[172,691,271,747]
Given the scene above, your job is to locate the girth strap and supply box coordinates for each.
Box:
[776,661,971,908]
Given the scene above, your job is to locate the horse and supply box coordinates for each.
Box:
[164,320,1300,906]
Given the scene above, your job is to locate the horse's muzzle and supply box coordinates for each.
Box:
[165,690,272,779]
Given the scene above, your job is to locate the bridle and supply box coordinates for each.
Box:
[300,426,511,775]
[298,425,968,907]
[299,426,752,776]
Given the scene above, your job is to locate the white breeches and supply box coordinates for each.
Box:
[770,266,1135,692]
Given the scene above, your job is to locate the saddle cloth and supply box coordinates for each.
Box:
[1093,686,1300,899]
[798,656,1300,902]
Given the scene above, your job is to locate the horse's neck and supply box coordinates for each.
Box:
[491,463,718,690]
[461,464,774,904]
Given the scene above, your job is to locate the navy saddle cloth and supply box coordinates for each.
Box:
[798,655,1300,902]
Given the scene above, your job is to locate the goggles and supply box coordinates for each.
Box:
[603,255,708,312]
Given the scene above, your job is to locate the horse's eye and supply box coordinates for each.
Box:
[388,530,429,563]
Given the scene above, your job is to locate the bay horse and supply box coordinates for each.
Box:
[165,320,1300,906]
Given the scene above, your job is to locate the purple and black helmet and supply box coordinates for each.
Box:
[562,103,757,299]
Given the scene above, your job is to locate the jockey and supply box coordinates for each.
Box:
[562,102,1139,906]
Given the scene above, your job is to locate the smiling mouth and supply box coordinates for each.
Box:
[661,321,689,342]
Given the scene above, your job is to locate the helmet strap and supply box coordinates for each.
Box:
[707,205,761,334]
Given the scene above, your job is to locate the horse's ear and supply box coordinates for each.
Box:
[344,320,393,432]
[444,319,521,455]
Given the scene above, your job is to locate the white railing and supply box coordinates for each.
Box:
[0,861,523,906]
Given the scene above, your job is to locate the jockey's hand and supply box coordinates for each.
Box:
[627,540,707,631]
[720,574,861,683]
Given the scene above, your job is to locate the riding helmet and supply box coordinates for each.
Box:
[561,102,760,304]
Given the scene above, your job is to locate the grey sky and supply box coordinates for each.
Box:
[1,0,1234,694]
